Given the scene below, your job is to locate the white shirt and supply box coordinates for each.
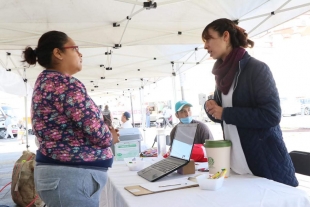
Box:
[162,107,172,118]
[222,79,252,175]
[120,120,133,128]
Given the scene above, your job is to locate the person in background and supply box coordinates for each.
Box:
[155,110,163,128]
[98,105,103,111]
[120,111,133,128]
[17,120,25,144]
[202,18,298,187]
[162,105,173,128]
[22,30,119,207]
[102,105,113,125]
[4,114,14,139]
[145,106,151,128]
[170,100,214,146]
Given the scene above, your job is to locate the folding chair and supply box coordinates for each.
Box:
[289,151,310,176]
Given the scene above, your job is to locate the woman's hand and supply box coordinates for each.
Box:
[109,127,120,144]
[205,100,223,120]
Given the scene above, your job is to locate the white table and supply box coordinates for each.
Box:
[100,161,310,207]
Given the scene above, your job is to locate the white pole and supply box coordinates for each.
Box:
[171,72,177,125]
[24,95,29,149]
[130,92,135,127]
[139,86,147,147]
[177,62,185,100]
[23,68,29,149]
[139,87,145,129]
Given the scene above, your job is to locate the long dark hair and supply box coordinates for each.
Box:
[22,31,68,68]
[202,18,254,48]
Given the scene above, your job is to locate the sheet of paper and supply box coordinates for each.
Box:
[139,178,197,192]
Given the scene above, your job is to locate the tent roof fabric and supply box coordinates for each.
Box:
[0,0,309,96]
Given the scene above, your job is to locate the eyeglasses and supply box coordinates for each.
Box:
[62,46,79,52]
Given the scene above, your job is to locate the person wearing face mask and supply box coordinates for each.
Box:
[169,100,213,147]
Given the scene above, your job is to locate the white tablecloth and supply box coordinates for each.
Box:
[100,161,310,207]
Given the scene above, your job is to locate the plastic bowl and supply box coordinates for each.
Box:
[196,174,224,190]
[127,161,144,171]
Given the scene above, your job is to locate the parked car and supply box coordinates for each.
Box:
[303,105,310,115]
[280,98,301,116]
[0,106,18,139]
[299,98,310,115]
[0,114,6,139]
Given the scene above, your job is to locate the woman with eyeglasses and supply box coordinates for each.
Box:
[203,19,298,187]
[23,31,119,207]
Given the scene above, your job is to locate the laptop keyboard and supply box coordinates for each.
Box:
[151,158,186,173]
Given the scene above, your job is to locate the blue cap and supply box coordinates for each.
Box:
[123,111,131,119]
[175,100,193,112]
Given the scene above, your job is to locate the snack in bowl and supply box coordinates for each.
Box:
[124,158,145,171]
[127,160,144,171]
[196,174,225,190]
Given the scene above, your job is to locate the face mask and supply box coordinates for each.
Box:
[180,116,193,124]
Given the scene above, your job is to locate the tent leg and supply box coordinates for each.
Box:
[24,96,29,150]
[130,92,135,127]
[177,62,185,100]
[139,87,145,129]
[171,73,177,125]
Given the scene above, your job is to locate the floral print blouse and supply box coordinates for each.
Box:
[32,70,113,167]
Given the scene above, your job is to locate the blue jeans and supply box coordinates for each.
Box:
[146,115,150,128]
[34,165,107,207]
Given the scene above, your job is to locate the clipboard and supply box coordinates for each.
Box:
[124,177,199,196]
[124,184,199,196]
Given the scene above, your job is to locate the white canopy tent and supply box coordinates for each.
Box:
[0,0,309,96]
[0,0,309,147]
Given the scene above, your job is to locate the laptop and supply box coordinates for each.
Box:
[138,123,198,182]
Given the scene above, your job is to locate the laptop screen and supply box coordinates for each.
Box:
[169,123,197,160]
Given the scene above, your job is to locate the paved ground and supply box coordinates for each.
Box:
[1,116,309,206]
[0,135,38,207]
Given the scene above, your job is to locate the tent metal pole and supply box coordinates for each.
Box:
[8,56,23,77]
[241,1,310,22]
[130,92,135,127]
[248,15,273,35]
[139,87,145,129]
[118,1,142,45]
[109,51,113,68]
[116,0,189,7]
[171,74,177,125]
[247,0,293,35]
[73,39,112,47]
[123,33,175,46]
[24,95,29,149]
[160,0,191,6]
[177,62,185,100]
[277,2,310,13]
[175,50,195,73]
[119,19,131,45]
[115,8,144,25]
[0,34,112,47]
[114,0,143,6]
[23,68,29,150]
[0,35,40,44]
[106,47,110,68]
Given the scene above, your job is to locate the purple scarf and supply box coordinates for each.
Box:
[212,47,246,95]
